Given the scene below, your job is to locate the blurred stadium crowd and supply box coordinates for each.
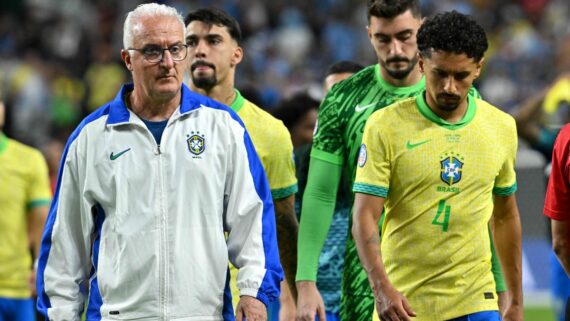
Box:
[1,0,569,150]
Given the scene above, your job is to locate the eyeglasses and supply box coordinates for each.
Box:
[127,43,188,63]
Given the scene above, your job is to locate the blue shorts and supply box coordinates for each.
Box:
[447,310,501,321]
[0,297,36,321]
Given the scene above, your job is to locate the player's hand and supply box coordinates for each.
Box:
[236,295,267,321]
[497,291,508,315]
[280,282,297,321]
[375,283,416,321]
[295,281,326,321]
[501,303,523,321]
[280,297,296,321]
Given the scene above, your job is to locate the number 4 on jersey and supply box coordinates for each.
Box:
[432,200,451,232]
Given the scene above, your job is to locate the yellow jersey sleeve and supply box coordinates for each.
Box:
[354,108,391,198]
[27,148,52,208]
[261,125,297,199]
[233,95,297,200]
[492,116,518,196]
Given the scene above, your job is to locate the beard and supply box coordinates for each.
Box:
[436,93,462,111]
[379,54,418,80]
[192,74,217,90]
[190,61,217,91]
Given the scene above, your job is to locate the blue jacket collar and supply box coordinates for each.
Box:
[106,83,203,125]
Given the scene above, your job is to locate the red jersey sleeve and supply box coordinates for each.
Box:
[544,124,570,220]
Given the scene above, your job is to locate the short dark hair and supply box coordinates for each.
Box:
[184,8,242,43]
[367,0,421,22]
[417,11,488,62]
[272,93,320,130]
[324,61,365,78]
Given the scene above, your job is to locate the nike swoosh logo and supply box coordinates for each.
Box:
[110,148,131,160]
[355,103,376,112]
[406,140,430,150]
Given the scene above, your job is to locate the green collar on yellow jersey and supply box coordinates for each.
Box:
[416,91,476,130]
[0,133,7,155]
[374,64,426,95]
[229,89,245,113]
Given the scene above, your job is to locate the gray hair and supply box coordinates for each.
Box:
[123,3,185,48]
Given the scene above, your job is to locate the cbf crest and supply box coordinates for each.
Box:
[187,131,205,156]
[440,152,464,185]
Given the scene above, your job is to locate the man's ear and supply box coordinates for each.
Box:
[473,57,485,79]
[231,46,243,67]
[121,49,133,71]
[418,52,425,74]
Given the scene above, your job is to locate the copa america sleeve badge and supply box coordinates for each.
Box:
[358,144,367,167]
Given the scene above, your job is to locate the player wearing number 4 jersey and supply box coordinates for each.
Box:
[296,2,507,321]
[353,11,523,321]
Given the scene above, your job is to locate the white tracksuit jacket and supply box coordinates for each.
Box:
[37,84,283,321]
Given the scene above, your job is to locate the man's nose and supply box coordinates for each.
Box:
[443,77,457,93]
[194,41,207,58]
[160,49,174,68]
[389,39,404,56]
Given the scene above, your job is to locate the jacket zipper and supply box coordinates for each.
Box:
[157,144,167,321]
[152,136,167,320]
[146,117,173,320]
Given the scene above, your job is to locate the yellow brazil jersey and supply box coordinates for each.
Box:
[354,94,517,320]
[230,90,297,198]
[229,90,297,307]
[0,134,51,298]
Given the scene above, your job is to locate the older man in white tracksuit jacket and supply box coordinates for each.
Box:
[36,4,282,321]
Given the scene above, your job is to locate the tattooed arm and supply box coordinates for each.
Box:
[352,193,416,321]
